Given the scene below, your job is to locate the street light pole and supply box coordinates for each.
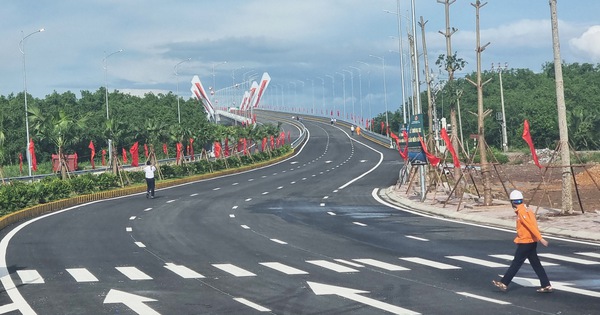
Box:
[211,61,227,102]
[350,66,362,126]
[343,69,355,123]
[357,61,372,129]
[317,77,325,116]
[306,78,315,114]
[174,58,191,124]
[103,49,123,168]
[370,54,389,135]
[336,72,347,120]
[20,28,44,177]
[325,74,335,117]
[492,62,509,152]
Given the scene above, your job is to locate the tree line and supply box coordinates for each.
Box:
[373,62,600,152]
[0,88,283,176]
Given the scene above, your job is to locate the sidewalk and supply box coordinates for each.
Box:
[379,185,600,243]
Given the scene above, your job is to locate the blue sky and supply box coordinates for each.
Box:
[2,0,600,120]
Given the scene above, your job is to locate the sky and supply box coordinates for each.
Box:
[2,0,600,121]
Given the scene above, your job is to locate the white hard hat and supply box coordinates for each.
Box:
[509,190,524,200]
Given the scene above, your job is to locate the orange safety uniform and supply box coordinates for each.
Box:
[514,204,543,243]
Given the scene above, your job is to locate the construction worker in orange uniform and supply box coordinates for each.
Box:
[492,190,553,293]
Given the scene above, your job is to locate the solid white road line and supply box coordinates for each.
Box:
[260,262,308,275]
[353,259,409,271]
[405,235,429,242]
[456,292,511,305]
[538,253,600,265]
[16,270,44,284]
[446,256,509,268]
[306,260,359,273]
[399,257,461,270]
[489,254,559,266]
[164,263,205,279]
[233,298,271,312]
[212,264,256,277]
[115,267,152,280]
[66,268,99,282]
[270,239,288,245]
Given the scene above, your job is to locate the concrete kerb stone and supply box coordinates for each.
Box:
[380,186,600,242]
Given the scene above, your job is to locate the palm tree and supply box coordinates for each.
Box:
[28,105,89,180]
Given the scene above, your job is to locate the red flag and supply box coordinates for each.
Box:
[102,149,106,166]
[380,121,384,134]
[419,135,440,167]
[122,148,128,164]
[129,142,139,167]
[243,138,248,155]
[19,153,23,173]
[88,140,96,169]
[522,120,541,168]
[144,143,149,158]
[163,143,168,156]
[225,138,230,157]
[176,142,183,163]
[262,137,267,151]
[441,128,460,168]
[270,135,275,149]
[28,138,37,172]
[189,138,194,160]
[399,130,409,161]
[214,141,222,158]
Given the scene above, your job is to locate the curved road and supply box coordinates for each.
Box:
[1,115,599,314]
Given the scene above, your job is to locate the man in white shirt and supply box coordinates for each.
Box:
[143,161,157,198]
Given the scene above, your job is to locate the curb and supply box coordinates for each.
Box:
[380,186,600,243]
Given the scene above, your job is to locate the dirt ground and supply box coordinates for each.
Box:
[467,151,600,215]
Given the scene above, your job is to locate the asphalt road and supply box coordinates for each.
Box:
[0,115,599,314]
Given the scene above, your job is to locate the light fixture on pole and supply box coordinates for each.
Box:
[20,28,45,178]
[174,58,191,124]
[369,54,389,135]
[103,49,123,168]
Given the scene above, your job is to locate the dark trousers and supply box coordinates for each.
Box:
[501,242,550,287]
[145,177,155,197]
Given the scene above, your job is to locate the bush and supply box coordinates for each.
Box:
[70,173,98,194]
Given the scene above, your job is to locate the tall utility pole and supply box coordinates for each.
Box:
[438,0,462,195]
[549,0,573,214]
[466,0,493,206]
[418,17,436,147]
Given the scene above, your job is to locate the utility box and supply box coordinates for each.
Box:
[52,154,78,172]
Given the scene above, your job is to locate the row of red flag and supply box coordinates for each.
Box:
[389,120,542,169]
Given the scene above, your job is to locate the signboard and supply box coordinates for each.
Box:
[407,114,426,164]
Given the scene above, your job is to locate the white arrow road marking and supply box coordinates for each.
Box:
[512,276,600,298]
[104,289,160,315]
[307,281,420,314]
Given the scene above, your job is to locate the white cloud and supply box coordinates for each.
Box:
[570,25,600,62]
